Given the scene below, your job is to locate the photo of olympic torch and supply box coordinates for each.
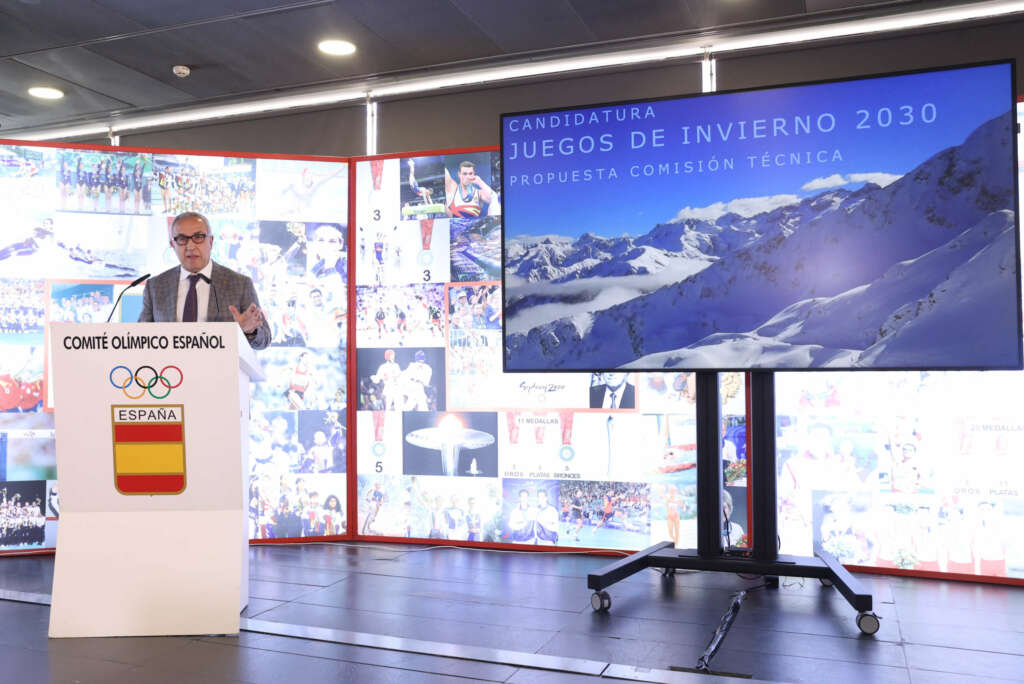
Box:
[405,413,495,476]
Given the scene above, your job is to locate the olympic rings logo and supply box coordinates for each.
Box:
[109,365,183,400]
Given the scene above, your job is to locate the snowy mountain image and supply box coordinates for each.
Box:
[504,111,1021,370]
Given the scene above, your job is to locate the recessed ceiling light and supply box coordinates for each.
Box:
[318,39,356,56]
[28,86,64,100]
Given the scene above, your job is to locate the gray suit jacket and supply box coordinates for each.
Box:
[138,261,272,350]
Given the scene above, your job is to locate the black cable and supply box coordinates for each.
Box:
[695,585,763,673]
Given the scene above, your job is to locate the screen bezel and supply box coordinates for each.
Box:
[499,59,1022,373]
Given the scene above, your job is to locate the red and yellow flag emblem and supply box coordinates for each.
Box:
[111,404,186,495]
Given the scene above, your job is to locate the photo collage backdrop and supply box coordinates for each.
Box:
[0,142,349,549]
[769,102,1024,580]
[353,151,749,550]
[1,131,1020,578]
[775,371,1023,579]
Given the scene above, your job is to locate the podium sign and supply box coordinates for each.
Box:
[48,322,261,637]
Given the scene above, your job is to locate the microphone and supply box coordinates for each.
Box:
[196,273,220,318]
[106,273,150,323]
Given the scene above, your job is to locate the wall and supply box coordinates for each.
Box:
[96,17,1024,157]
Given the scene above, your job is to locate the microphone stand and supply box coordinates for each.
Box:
[106,273,150,323]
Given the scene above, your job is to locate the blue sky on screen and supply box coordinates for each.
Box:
[502,63,1012,239]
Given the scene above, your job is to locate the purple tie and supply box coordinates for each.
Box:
[183,274,200,322]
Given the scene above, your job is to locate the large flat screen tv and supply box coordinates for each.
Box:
[501,61,1021,372]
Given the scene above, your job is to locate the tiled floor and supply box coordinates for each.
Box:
[0,544,1022,683]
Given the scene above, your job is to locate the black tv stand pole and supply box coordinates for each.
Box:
[587,371,880,635]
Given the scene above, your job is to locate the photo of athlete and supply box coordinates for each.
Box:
[252,348,346,414]
[0,280,45,344]
[534,489,560,545]
[443,159,495,219]
[370,349,402,410]
[295,409,345,474]
[356,475,500,541]
[0,482,46,548]
[249,473,344,540]
[152,154,255,216]
[354,284,445,348]
[357,347,445,412]
[256,158,346,221]
[401,350,433,411]
[362,480,386,534]
[3,430,57,481]
[53,151,152,216]
[501,479,559,545]
[0,346,43,415]
[1,215,140,279]
[558,481,651,550]
[355,218,451,287]
[401,157,446,219]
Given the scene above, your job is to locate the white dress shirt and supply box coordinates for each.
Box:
[175,262,213,323]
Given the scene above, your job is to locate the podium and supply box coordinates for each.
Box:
[47,322,264,638]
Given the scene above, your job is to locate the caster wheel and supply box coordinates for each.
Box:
[591,591,612,612]
[819,577,834,587]
[856,611,880,635]
[660,567,676,577]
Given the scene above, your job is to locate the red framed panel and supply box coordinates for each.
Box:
[4,138,1020,589]
[0,137,354,557]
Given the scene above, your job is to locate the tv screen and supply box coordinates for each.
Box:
[501,61,1021,372]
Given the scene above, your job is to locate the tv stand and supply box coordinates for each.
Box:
[586,371,879,635]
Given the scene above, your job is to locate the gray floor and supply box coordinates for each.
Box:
[0,544,1021,683]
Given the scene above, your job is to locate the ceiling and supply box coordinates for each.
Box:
[0,0,1003,135]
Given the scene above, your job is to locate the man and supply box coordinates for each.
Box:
[138,211,271,349]
[401,350,433,411]
[589,372,635,409]
[534,489,560,545]
[466,497,482,541]
[594,489,619,534]
[362,481,385,535]
[443,495,468,541]
[445,161,494,218]
[570,488,586,541]
[302,287,343,349]
[507,489,536,543]
[370,349,402,410]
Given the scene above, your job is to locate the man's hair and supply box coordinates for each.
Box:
[170,211,212,234]
[459,161,475,170]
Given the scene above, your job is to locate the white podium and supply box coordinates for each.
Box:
[47,322,264,638]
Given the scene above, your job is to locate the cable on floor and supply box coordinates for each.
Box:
[694,583,767,673]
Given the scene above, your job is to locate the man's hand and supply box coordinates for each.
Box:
[230,303,263,334]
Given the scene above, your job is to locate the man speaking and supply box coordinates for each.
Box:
[139,211,271,349]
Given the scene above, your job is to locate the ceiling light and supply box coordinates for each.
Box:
[318,39,356,56]
[28,87,64,100]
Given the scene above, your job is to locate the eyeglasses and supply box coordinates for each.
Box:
[172,232,210,245]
